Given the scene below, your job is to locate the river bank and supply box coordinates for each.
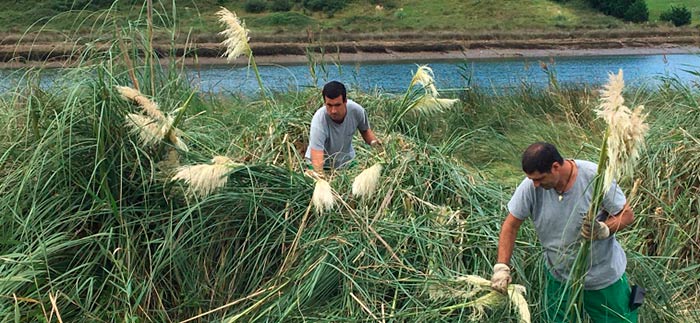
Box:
[1,33,699,68]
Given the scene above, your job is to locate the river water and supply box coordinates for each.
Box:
[2,54,699,94]
[190,53,700,94]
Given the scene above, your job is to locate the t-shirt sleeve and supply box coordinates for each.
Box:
[508,179,533,220]
[308,111,326,151]
[357,106,370,132]
[602,179,627,216]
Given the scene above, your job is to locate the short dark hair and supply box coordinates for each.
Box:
[521,142,564,174]
[322,81,346,101]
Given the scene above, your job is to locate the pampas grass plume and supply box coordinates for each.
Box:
[118,86,189,152]
[312,179,335,213]
[414,96,459,115]
[216,7,251,62]
[125,113,163,147]
[171,156,242,198]
[352,163,382,198]
[427,275,530,323]
[410,64,438,97]
[595,69,649,192]
[116,85,164,121]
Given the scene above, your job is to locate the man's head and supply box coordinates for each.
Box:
[322,81,347,122]
[521,142,565,190]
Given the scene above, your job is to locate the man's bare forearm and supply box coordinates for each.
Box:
[310,148,325,173]
[497,214,523,265]
[604,203,634,234]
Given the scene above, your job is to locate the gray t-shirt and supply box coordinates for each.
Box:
[305,99,370,169]
[508,160,627,290]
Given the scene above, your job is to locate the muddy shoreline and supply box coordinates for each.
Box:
[1,37,699,68]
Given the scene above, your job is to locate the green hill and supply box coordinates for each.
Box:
[1,0,697,37]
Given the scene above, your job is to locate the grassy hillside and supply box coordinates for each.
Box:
[647,0,699,24]
[0,0,697,39]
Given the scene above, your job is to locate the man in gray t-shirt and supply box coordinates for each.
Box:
[490,142,638,322]
[305,81,380,172]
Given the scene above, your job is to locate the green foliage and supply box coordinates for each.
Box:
[51,0,115,11]
[2,2,700,322]
[586,0,655,22]
[302,0,348,15]
[660,5,692,26]
[245,0,268,13]
[624,0,649,22]
[255,11,315,27]
[370,0,398,9]
[269,0,293,12]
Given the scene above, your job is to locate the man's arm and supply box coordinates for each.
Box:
[603,203,634,234]
[310,148,325,173]
[360,129,379,146]
[497,213,524,265]
[491,213,524,293]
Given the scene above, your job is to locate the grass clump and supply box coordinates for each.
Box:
[1,3,700,322]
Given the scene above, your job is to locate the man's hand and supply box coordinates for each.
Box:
[581,220,610,240]
[370,139,382,148]
[491,263,511,294]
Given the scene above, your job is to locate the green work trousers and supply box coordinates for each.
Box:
[544,271,639,322]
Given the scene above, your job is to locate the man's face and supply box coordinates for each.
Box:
[525,162,562,190]
[324,95,347,122]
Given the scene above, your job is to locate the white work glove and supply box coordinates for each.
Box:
[491,263,511,294]
[581,220,610,240]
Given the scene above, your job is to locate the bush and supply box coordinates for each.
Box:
[660,6,692,27]
[269,0,292,12]
[586,0,635,19]
[244,0,267,13]
[51,0,114,11]
[369,0,398,9]
[624,0,649,23]
[302,0,348,15]
[256,12,314,27]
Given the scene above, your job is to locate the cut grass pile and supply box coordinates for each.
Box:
[0,3,699,322]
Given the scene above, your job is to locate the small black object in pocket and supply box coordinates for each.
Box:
[629,285,646,310]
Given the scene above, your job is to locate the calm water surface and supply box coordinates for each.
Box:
[190,54,700,94]
[2,54,699,94]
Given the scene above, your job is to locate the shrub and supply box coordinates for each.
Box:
[302,0,325,11]
[370,0,398,9]
[269,0,292,12]
[660,6,692,27]
[302,0,348,15]
[52,0,114,11]
[244,0,267,13]
[586,0,635,19]
[256,12,314,27]
[624,0,649,23]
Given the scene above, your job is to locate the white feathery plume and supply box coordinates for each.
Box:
[508,286,531,323]
[171,156,243,198]
[595,69,649,192]
[117,86,189,151]
[410,64,438,97]
[312,179,335,213]
[216,7,251,62]
[125,114,162,147]
[414,96,459,115]
[352,163,382,198]
[427,275,530,323]
[116,86,165,121]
